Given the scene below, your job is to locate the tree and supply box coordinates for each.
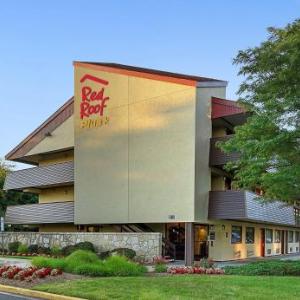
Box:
[219,19,300,204]
[0,160,37,217]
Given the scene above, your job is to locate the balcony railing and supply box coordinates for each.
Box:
[5,201,74,225]
[210,135,240,167]
[4,161,74,191]
[208,190,297,227]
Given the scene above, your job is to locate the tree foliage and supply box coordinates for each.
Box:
[0,160,37,216]
[219,19,300,203]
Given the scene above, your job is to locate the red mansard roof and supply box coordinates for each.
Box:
[211,97,245,119]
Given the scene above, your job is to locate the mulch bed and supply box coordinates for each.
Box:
[0,273,84,288]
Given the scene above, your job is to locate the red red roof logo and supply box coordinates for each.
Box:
[79,74,110,120]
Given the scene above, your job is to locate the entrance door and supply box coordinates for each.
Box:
[194,225,208,261]
[260,229,265,257]
[165,223,185,260]
[281,231,285,254]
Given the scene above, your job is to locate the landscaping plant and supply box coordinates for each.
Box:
[17,244,28,255]
[32,250,146,277]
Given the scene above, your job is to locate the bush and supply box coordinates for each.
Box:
[28,244,38,254]
[104,256,146,276]
[32,250,146,277]
[50,246,62,256]
[17,244,28,254]
[74,242,95,253]
[110,248,136,260]
[8,242,21,253]
[155,263,167,273]
[224,260,300,276]
[61,242,95,256]
[37,246,51,255]
[32,257,67,270]
[61,245,76,256]
[98,251,110,260]
[199,258,214,269]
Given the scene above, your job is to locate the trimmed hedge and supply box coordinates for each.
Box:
[225,260,300,276]
[62,242,95,256]
[8,242,21,253]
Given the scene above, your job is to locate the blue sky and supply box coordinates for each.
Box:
[0,0,299,166]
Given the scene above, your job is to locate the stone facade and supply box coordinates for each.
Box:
[0,232,162,260]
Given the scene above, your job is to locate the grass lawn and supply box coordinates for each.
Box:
[34,275,300,300]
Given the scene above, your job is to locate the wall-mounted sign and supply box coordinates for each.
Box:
[79,74,110,129]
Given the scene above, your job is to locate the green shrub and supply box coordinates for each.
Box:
[8,241,21,253]
[50,246,62,256]
[74,242,95,253]
[32,250,146,277]
[17,244,28,254]
[110,248,136,260]
[225,260,300,276]
[62,242,95,256]
[32,256,67,269]
[155,263,167,273]
[199,258,214,269]
[37,246,51,255]
[62,245,76,256]
[74,263,106,277]
[28,244,38,254]
[98,251,110,260]
[104,256,146,276]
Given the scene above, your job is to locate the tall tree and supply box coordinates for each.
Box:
[0,160,37,217]
[219,19,300,203]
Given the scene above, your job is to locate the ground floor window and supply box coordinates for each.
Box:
[288,231,294,243]
[296,231,300,243]
[246,227,255,244]
[266,229,273,243]
[231,226,242,244]
[275,230,281,243]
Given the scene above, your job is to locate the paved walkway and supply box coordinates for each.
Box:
[166,253,300,268]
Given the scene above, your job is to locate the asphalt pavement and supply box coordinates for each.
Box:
[0,292,40,300]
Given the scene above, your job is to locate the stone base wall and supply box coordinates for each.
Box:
[0,232,162,260]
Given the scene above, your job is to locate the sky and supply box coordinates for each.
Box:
[0,0,299,168]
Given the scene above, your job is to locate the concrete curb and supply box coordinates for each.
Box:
[0,284,84,300]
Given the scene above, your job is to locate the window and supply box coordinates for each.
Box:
[231,226,242,244]
[288,231,294,243]
[265,229,273,243]
[275,230,281,243]
[296,232,300,243]
[294,207,300,226]
[246,227,255,244]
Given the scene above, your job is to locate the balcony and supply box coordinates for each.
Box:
[5,201,74,225]
[210,135,240,167]
[208,190,297,227]
[4,161,74,191]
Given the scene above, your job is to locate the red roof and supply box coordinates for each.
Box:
[211,97,245,119]
[74,62,226,87]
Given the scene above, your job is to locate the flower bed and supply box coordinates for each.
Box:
[167,266,224,275]
[0,265,62,282]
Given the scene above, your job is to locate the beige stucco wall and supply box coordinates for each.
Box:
[208,220,300,261]
[27,116,74,157]
[194,86,226,223]
[38,151,74,166]
[74,65,196,224]
[39,186,74,203]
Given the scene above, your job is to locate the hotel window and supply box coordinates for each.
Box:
[246,227,255,244]
[275,230,281,243]
[265,229,273,243]
[296,232,300,243]
[231,226,242,244]
[295,207,300,226]
[288,231,294,243]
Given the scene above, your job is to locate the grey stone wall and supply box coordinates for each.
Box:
[0,232,162,260]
